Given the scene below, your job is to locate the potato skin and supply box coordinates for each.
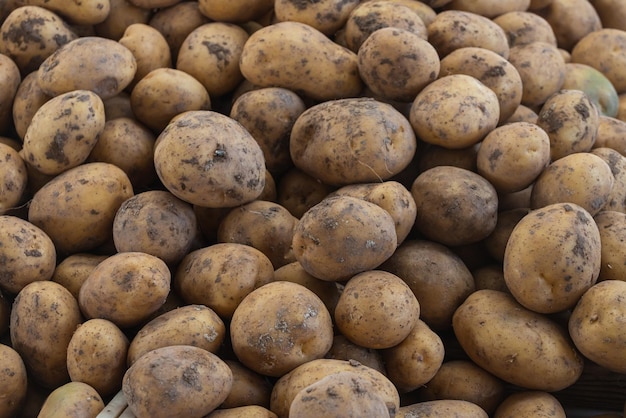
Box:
[595,211,626,281]
[446,0,531,18]
[51,253,107,300]
[493,391,566,418]
[221,359,273,409]
[571,29,626,94]
[274,0,358,35]
[535,0,601,51]
[118,23,171,89]
[493,11,557,47]
[452,289,584,391]
[37,381,104,418]
[0,344,27,417]
[207,406,278,418]
[11,71,51,141]
[397,400,489,418]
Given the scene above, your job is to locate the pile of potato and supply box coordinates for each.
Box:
[1,0,626,417]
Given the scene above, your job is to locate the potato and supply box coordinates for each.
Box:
[22,90,105,176]
[51,253,107,299]
[37,382,104,418]
[506,104,539,124]
[175,243,274,319]
[221,359,273,409]
[494,391,566,418]
[427,10,510,58]
[66,318,129,397]
[535,0,602,51]
[335,270,420,349]
[569,279,626,373]
[476,122,550,193]
[289,371,392,417]
[592,0,626,30]
[417,143,479,173]
[492,11,557,47]
[452,289,584,391]
[10,281,83,389]
[197,0,273,22]
[411,166,498,247]
[290,98,416,186]
[118,23,172,89]
[0,142,27,215]
[595,211,626,282]
[0,344,27,417]
[381,240,474,330]
[571,29,626,94]
[292,195,397,281]
[207,406,277,418]
[382,319,444,393]
[438,47,523,123]
[562,63,620,118]
[0,54,19,133]
[276,168,335,218]
[270,358,400,418]
[0,289,10,336]
[594,116,626,156]
[420,360,505,415]
[12,71,51,140]
[274,0,358,35]
[484,208,531,263]
[357,27,439,103]
[446,0,530,18]
[154,110,266,208]
[0,215,56,295]
[23,0,111,25]
[530,152,614,215]
[28,162,133,255]
[397,400,489,418]
[591,147,626,213]
[240,21,362,101]
[123,345,233,418]
[217,200,297,268]
[230,281,334,377]
[324,334,386,374]
[78,251,171,328]
[230,87,305,175]
[94,0,152,40]
[38,36,136,99]
[410,74,499,149]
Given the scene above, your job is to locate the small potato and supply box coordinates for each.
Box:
[504,202,601,313]
[569,280,626,373]
[594,116,626,156]
[22,90,105,176]
[445,0,530,18]
[78,252,171,328]
[94,0,152,40]
[397,400,489,418]
[123,345,233,418]
[230,281,334,377]
[0,344,27,417]
[66,318,129,397]
[571,29,626,94]
[274,0,358,35]
[595,211,626,282]
[562,63,620,118]
[0,142,27,215]
[530,152,614,216]
[221,359,273,409]
[37,36,136,99]
[24,0,111,25]
[174,243,274,319]
[10,281,83,389]
[508,41,566,108]
[421,360,505,415]
[592,0,626,30]
[382,319,444,393]
[52,253,107,299]
[357,27,440,103]
[290,98,416,186]
[591,147,626,213]
[12,71,51,140]
[427,10,509,58]
[127,304,225,366]
[381,239,474,330]
[410,74,499,149]
[438,47,523,123]
[506,104,539,124]
[324,334,386,374]
[292,195,398,281]
[0,53,19,135]
[535,0,602,51]
[493,11,557,47]
[198,0,273,23]
[453,289,584,391]
[484,208,531,263]
[28,162,134,255]
[494,391,566,418]
[276,168,335,218]
[113,190,197,265]
[37,382,104,418]
[476,122,550,193]
[411,166,498,247]
[239,21,362,101]
[0,289,9,336]
[0,215,56,295]
[207,406,278,418]
[177,22,248,97]
[148,2,210,60]
[118,23,172,89]
[154,110,265,208]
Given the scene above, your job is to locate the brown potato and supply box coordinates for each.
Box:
[484,208,531,263]
[324,334,386,375]
[207,406,278,418]
[221,360,273,409]
[0,142,27,215]
[493,11,557,47]
[445,0,530,18]
[11,71,51,140]
[494,391,566,418]
[417,143,479,173]
[197,0,273,23]
[571,29,626,94]
[274,0,358,35]
[275,168,335,218]
[23,0,111,25]
[591,0,626,30]
[37,382,104,418]
[0,344,27,417]
[230,281,334,377]
[506,104,539,124]
[397,400,489,418]
[594,116,626,156]
[594,211,626,282]
[0,54,19,135]
[94,0,152,40]
[591,147,626,213]
[535,0,602,51]
[52,253,107,300]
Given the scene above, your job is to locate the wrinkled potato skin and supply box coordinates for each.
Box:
[397,400,489,418]
[38,381,104,418]
[453,289,584,391]
[0,143,27,215]
[0,344,27,417]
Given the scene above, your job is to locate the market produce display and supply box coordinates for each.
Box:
[0,0,626,417]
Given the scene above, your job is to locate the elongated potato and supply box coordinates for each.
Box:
[24,0,111,25]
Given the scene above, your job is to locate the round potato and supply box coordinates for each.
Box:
[409,74,500,149]
[506,104,539,124]
[569,279,626,373]
[154,110,265,208]
[118,23,172,89]
[0,344,27,417]
[591,147,626,213]
[595,211,626,282]
[594,116,626,156]
[11,72,51,140]
[52,253,107,300]
[292,195,397,281]
[535,0,602,51]
[230,281,334,377]
[207,406,278,418]
[274,0,358,35]
[175,243,274,319]
[445,0,530,18]
[571,29,626,94]
[94,0,152,40]
[0,53,19,135]
[37,382,104,418]
[562,63,620,118]
[78,251,171,328]
[494,391,566,418]
[484,208,531,263]
[221,359,273,409]
[0,142,27,215]
[24,0,111,25]
[493,11,557,47]
[397,400,489,418]
[324,334,386,375]
[276,168,336,219]
[123,345,233,418]
[453,289,584,391]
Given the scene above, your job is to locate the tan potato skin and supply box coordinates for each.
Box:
[94,0,152,40]
[493,12,557,47]
[446,0,530,18]
[23,0,111,25]
[595,211,626,281]
[221,360,274,409]
[148,2,210,60]
[535,0,602,51]
[0,344,27,417]
[11,71,51,141]
[0,143,27,215]
[38,382,104,418]
[591,147,626,214]
[0,53,20,135]
[274,0,359,35]
[571,29,626,94]
[118,23,172,89]
[493,391,566,418]
[207,406,278,418]
[397,400,489,418]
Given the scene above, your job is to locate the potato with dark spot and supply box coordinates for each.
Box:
[24,0,111,25]
[397,400,489,418]
[411,166,498,247]
[358,27,440,103]
[123,345,233,418]
[476,122,550,193]
[275,0,359,36]
[78,251,171,328]
[10,281,83,389]
[531,152,614,215]
[594,211,626,282]
[240,21,362,101]
[0,344,27,417]
[22,90,105,176]
[52,253,108,299]
[535,0,602,51]
[324,334,386,374]
[504,202,601,313]
[493,11,557,47]
[0,215,56,295]
[221,359,273,409]
[94,0,152,40]
[571,29,626,94]
[37,36,136,99]
[37,381,104,418]
[591,147,626,213]
[0,142,27,215]
[494,391,566,418]
[230,281,334,377]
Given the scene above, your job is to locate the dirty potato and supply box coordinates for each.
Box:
[0,142,27,215]
[594,211,626,282]
[493,11,557,47]
[118,23,172,89]
[535,0,602,51]
[274,0,359,35]
[571,29,626,94]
